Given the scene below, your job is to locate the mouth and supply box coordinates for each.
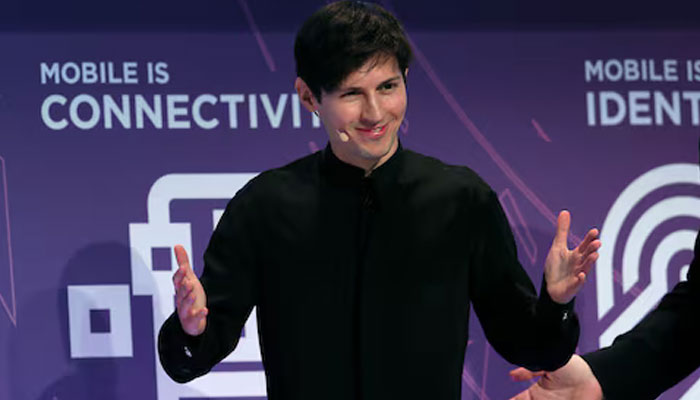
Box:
[355,124,387,139]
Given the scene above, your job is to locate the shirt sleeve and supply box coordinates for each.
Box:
[157,184,260,383]
[468,189,579,371]
[582,229,700,400]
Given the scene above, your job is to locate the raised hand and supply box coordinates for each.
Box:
[172,245,208,336]
[509,355,603,400]
[545,211,601,304]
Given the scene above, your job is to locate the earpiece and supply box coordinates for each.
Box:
[336,130,350,142]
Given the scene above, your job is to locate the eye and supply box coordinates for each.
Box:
[340,90,360,98]
[380,82,398,91]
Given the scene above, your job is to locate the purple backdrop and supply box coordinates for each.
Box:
[0,28,698,400]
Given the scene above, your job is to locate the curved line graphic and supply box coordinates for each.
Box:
[600,229,696,346]
[597,163,699,319]
[622,196,700,292]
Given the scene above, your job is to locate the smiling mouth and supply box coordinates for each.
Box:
[355,124,387,136]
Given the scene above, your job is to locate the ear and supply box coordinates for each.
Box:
[294,77,319,113]
[404,68,409,78]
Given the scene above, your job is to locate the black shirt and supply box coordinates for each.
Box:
[158,145,579,400]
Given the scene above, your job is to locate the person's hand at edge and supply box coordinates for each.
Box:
[509,354,603,400]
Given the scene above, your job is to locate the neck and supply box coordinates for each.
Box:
[330,139,399,176]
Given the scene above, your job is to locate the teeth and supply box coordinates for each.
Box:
[358,126,383,133]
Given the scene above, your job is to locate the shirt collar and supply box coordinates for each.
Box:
[321,141,404,186]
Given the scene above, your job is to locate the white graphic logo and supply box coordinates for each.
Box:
[129,173,264,399]
[67,173,266,399]
[596,163,699,399]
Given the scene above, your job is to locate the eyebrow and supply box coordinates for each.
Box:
[339,75,402,93]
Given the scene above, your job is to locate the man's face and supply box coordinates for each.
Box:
[316,57,407,172]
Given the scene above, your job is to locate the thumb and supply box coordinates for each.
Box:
[554,210,571,247]
[190,307,208,322]
[174,245,192,272]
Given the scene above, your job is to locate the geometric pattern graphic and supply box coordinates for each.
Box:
[67,284,133,358]
[129,173,267,399]
[89,309,111,333]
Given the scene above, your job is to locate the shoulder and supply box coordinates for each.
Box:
[400,150,495,203]
[234,151,321,202]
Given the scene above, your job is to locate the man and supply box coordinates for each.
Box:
[510,143,700,400]
[158,2,601,399]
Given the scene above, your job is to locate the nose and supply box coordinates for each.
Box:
[361,94,382,125]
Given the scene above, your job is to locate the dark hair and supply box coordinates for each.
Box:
[294,1,413,102]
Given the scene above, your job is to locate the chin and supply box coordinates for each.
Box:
[360,143,392,161]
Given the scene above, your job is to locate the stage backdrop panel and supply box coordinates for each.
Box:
[0,29,698,400]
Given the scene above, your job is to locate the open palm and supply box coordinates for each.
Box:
[509,355,603,400]
[545,211,601,304]
[172,245,208,336]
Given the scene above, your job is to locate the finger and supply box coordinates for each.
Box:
[580,238,602,258]
[574,251,599,273]
[510,367,544,381]
[571,242,600,275]
[553,210,571,248]
[189,306,208,321]
[172,265,187,288]
[177,294,192,315]
[176,281,194,304]
[174,245,192,272]
[578,271,587,284]
[579,252,599,275]
[560,273,587,300]
[175,292,190,313]
[185,289,198,307]
[178,291,199,315]
[576,228,599,254]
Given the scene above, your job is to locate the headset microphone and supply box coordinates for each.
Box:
[336,130,350,143]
